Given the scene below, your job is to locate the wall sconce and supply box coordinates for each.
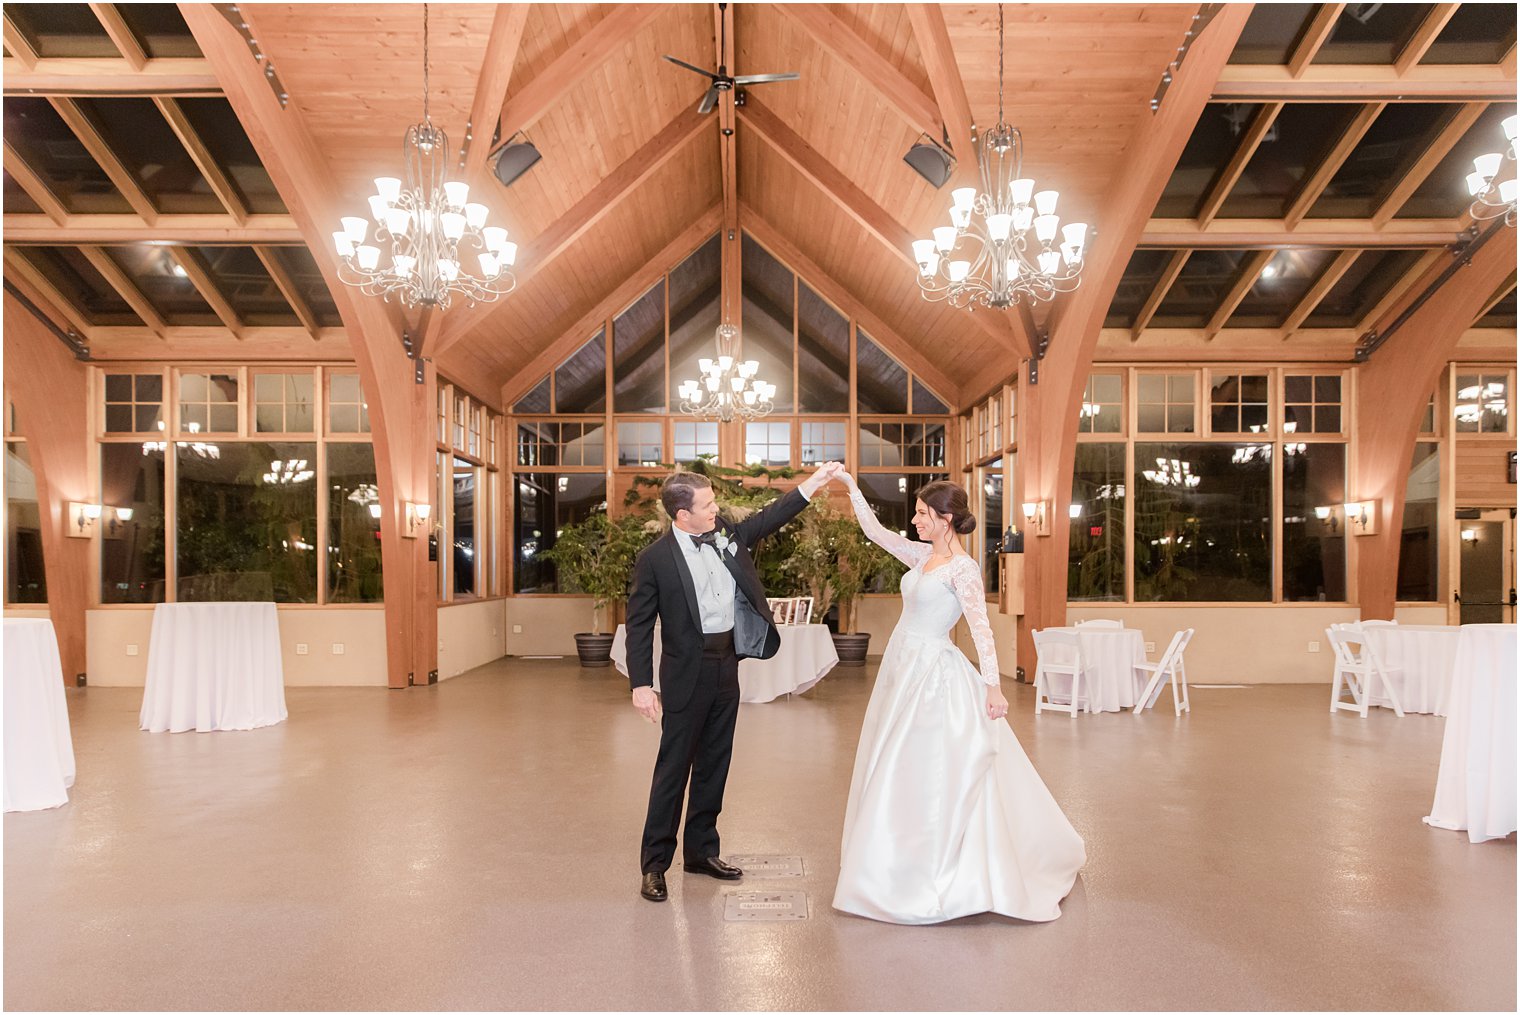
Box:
[1314,505,1340,533]
[69,502,102,538]
[104,506,134,538]
[404,501,432,538]
[1344,500,1378,536]
[1022,500,1050,537]
[1461,528,1479,544]
[1068,502,1083,520]
[368,503,383,520]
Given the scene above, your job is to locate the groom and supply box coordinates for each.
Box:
[625,462,842,902]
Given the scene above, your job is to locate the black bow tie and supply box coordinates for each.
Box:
[693,531,721,549]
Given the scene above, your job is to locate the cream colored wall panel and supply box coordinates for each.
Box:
[438,599,508,680]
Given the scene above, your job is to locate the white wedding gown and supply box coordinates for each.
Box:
[832,490,1086,925]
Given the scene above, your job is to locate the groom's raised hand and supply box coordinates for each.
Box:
[799,461,845,498]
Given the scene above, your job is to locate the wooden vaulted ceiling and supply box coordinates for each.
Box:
[2,3,1516,410]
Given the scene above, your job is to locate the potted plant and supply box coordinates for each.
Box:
[540,511,659,666]
[784,498,901,665]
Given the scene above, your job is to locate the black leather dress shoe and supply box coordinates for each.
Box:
[640,871,668,902]
[682,856,743,879]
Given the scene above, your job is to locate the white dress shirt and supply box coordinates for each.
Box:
[673,527,737,634]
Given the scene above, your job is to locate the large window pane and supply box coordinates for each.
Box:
[100,442,166,603]
[673,421,718,463]
[799,421,847,465]
[613,281,665,413]
[857,330,908,414]
[668,235,721,412]
[176,441,317,602]
[745,421,790,467]
[1069,444,1126,602]
[617,421,663,467]
[980,462,1002,594]
[453,457,477,597]
[742,235,795,412]
[1134,442,1272,601]
[857,472,946,591]
[513,474,606,594]
[555,330,605,413]
[327,443,382,603]
[5,442,46,603]
[1454,373,1510,434]
[1397,444,1441,601]
[1283,444,1347,602]
[798,283,849,413]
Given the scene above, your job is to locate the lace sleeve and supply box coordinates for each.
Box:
[848,489,931,569]
[949,557,1000,686]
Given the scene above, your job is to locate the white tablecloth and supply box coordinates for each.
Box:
[610,623,839,703]
[141,603,288,733]
[1360,624,1460,715]
[1045,627,1148,714]
[3,619,75,812]
[1425,624,1517,843]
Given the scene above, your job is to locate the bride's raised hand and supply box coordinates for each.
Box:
[986,686,1010,721]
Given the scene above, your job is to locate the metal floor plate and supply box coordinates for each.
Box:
[723,891,809,921]
[725,854,804,878]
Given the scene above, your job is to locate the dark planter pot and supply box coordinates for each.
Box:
[831,632,871,667]
[574,633,616,668]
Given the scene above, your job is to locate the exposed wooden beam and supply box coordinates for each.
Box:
[1395,4,1460,76]
[499,204,723,408]
[153,96,247,224]
[3,13,38,70]
[47,97,157,223]
[88,328,345,361]
[3,246,94,336]
[167,246,241,336]
[498,4,663,137]
[1288,4,1344,78]
[1283,101,1384,228]
[1372,102,1488,227]
[1206,250,1274,338]
[253,246,319,339]
[78,245,167,335]
[780,5,943,143]
[3,143,67,224]
[742,205,961,413]
[738,94,1028,359]
[716,2,738,239]
[1356,249,1445,332]
[1142,217,1461,248]
[1214,64,1515,101]
[460,4,530,184]
[3,213,303,244]
[1197,102,1283,227]
[1281,248,1359,335]
[1473,275,1517,323]
[905,4,975,181]
[433,102,712,358]
[1,56,220,94]
[1130,250,1190,340]
[89,4,147,71]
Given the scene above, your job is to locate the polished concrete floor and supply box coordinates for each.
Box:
[4,659,1514,1011]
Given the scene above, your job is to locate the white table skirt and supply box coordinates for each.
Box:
[141,603,288,733]
[1425,624,1517,843]
[1361,624,1460,715]
[3,619,76,812]
[1041,627,1148,714]
[610,623,839,703]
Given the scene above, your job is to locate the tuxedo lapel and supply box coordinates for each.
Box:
[714,523,765,613]
[666,531,704,631]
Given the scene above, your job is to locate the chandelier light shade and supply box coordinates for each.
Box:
[1142,457,1200,488]
[1466,114,1518,226]
[676,323,775,423]
[911,5,1088,309]
[333,5,518,310]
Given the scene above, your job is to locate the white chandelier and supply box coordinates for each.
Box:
[333,4,517,310]
[1143,457,1200,488]
[676,323,776,423]
[263,458,313,486]
[911,5,1087,309]
[1466,115,1518,226]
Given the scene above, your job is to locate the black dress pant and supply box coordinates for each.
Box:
[640,635,741,873]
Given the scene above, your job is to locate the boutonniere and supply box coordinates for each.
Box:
[714,531,738,556]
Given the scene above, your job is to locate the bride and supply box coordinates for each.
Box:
[831,473,1086,924]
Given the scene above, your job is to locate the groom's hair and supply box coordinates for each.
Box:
[662,472,711,520]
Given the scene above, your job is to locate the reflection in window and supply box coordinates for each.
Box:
[613,282,666,413]
[1137,374,1195,433]
[857,472,945,591]
[555,330,606,413]
[1454,373,1510,434]
[453,457,476,597]
[797,282,849,413]
[617,421,663,466]
[176,441,317,602]
[979,463,1003,594]
[857,329,908,413]
[326,372,370,434]
[1134,443,1272,602]
[178,372,239,434]
[513,474,606,593]
[1282,443,1346,601]
[513,376,551,415]
[1079,373,1123,434]
[517,421,604,467]
[1069,444,1126,602]
[1209,373,1270,433]
[858,422,947,468]
[253,372,315,433]
[327,443,382,603]
[5,442,46,604]
[745,421,790,466]
[672,421,718,463]
[742,235,795,413]
[799,421,847,465]
[668,236,722,412]
[100,443,166,603]
[1398,444,1441,601]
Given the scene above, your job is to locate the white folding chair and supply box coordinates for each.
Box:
[1326,624,1405,718]
[1359,619,1397,629]
[1132,628,1193,717]
[1074,619,1124,628]
[1033,629,1089,718]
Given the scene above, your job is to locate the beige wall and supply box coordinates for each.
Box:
[4,609,51,619]
[438,598,508,680]
[504,597,597,656]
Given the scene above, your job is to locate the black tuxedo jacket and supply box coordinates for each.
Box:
[624,487,811,713]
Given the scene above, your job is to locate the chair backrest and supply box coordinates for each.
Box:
[1325,624,1365,668]
[1075,619,1124,628]
[1153,628,1193,674]
[1033,628,1083,670]
[1359,619,1396,626]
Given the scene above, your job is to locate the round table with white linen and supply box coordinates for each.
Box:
[3,618,76,812]
[1359,624,1460,715]
[609,623,839,703]
[1046,626,1148,714]
[1424,624,1517,843]
[140,602,288,733]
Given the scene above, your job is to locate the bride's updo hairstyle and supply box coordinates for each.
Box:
[916,480,977,535]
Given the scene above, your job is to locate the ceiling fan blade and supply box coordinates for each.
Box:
[697,86,720,115]
[664,55,718,80]
[731,72,800,85]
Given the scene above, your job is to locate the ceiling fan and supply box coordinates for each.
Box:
[663,2,799,115]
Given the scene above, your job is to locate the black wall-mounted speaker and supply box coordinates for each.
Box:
[490,140,542,187]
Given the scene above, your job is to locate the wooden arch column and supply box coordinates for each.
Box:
[1355,233,1516,619]
[3,290,93,683]
[182,6,435,688]
[1009,7,1252,672]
